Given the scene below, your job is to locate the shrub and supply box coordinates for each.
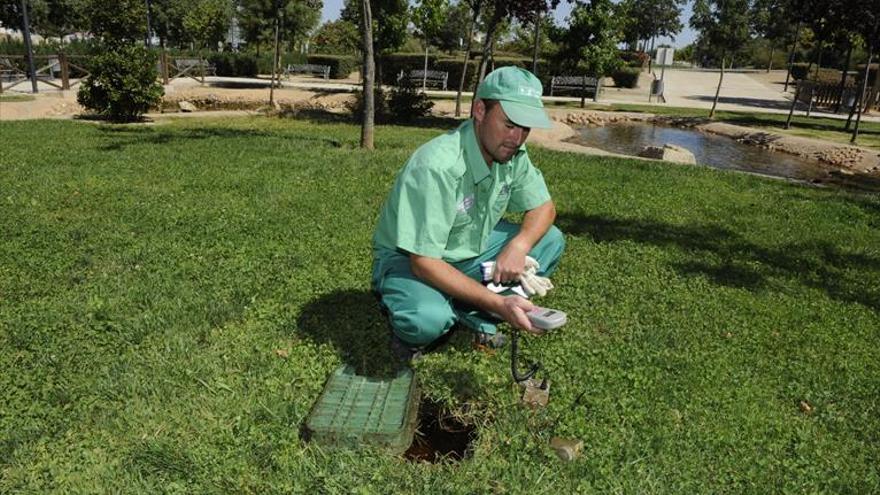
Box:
[346,87,390,123]
[620,50,649,68]
[611,67,641,88]
[388,79,434,123]
[207,52,258,78]
[307,54,358,79]
[790,63,810,80]
[76,44,164,122]
[255,52,308,75]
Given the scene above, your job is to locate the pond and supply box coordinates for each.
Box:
[571,123,832,184]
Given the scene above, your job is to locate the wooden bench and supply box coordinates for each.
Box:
[285,63,330,79]
[172,58,216,82]
[550,75,602,103]
[397,69,448,90]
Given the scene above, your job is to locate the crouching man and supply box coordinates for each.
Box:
[371,66,566,360]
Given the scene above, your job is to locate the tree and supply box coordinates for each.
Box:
[847,0,880,143]
[341,0,408,83]
[553,0,622,77]
[0,0,88,40]
[412,0,448,91]
[750,0,797,71]
[434,0,472,52]
[85,0,147,46]
[620,0,684,51]
[181,0,233,50]
[690,0,753,118]
[360,0,375,149]
[77,0,162,122]
[311,19,360,55]
[238,0,322,52]
[453,0,481,117]
[472,0,556,86]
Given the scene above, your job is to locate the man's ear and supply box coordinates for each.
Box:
[472,99,486,122]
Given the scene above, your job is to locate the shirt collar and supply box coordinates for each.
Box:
[461,120,491,184]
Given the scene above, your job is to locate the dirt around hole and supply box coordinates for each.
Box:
[404,400,476,463]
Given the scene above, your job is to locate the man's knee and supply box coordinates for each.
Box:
[533,225,565,274]
[390,301,455,346]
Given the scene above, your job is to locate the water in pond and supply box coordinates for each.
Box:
[572,123,831,183]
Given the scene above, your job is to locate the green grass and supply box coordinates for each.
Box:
[0,94,36,103]
[565,102,880,150]
[1,116,879,493]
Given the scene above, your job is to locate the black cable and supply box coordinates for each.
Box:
[510,325,542,384]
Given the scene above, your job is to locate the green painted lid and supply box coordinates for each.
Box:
[304,365,420,454]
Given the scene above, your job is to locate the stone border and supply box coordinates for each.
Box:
[554,109,880,174]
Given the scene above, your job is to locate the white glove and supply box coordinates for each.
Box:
[480,256,554,297]
[520,270,554,297]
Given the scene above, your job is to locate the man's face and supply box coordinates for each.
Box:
[474,100,531,165]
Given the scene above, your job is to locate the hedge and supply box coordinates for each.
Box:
[611,67,641,88]
[377,53,556,94]
[307,54,359,79]
[207,53,258,78]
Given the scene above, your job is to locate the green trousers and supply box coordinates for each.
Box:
[371,221,565,347]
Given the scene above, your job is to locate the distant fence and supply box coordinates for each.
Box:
[0,51,219,93]
[796,79,880,114]
[0,53,90,93]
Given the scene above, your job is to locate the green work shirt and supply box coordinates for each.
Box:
[373,119,551,262]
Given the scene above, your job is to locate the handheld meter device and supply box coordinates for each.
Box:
[526,307,567,331]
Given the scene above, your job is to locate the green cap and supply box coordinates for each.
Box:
[475,66,552,129]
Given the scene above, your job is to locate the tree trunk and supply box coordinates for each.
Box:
[360,0,375,150]
[423,43,429,91]
[783,22,801,92]
[710,56,725,119]
[454,2,480,118]
[476,11,503,87]
[531,10,542,75]
[269,13,281,105]
[851,46,874,144]
[20,0,38,94]
[767,45,775,72]
[834,41,853,113]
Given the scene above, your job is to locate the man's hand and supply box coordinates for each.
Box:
[494,295,541,334]
[492,238,529,284]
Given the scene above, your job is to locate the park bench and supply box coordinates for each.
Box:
[172,58,216,81]
[550,75,602,102]
[397,69,449,90]
[285,63,330,79]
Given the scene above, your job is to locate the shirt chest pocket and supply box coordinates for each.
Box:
[452,193,475,227]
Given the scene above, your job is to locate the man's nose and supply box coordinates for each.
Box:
[510,126,528,143]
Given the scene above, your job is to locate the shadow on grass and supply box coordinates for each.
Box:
[557,212,880,311]
[95,125,345,151]
[284,106,462,131]
[684,95,795,111]
[296,289,399,377]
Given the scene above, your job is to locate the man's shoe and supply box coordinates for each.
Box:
[390,334,423,363]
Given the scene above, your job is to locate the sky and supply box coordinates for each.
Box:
[320,0,698,48]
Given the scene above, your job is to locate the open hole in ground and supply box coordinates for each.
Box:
[404,400,476,463]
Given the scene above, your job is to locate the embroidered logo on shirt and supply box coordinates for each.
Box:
[456,194,475,214]
[499,183,511,197]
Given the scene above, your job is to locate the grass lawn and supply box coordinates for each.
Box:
[1,116,879,493]
[0,94,36,103]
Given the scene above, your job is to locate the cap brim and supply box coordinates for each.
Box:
[499,100,552,129]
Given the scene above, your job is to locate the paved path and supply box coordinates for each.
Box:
[3,70,878,123]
